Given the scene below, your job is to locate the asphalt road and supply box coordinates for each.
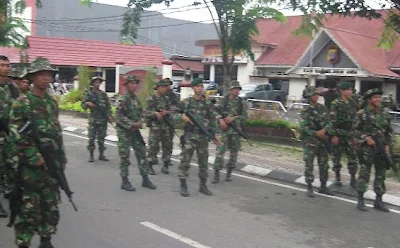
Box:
[1,133,400,248]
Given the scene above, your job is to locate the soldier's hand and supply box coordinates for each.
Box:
[316,128,326,138]
[182,114,193,124]
[385,145,390,154]
[87,102,96,108]
[332,136,339,145]
[219,119,228,131]
[36,156,45,166]
[214,136,222,146]
[156,112,163,121]
[224,116,234,124]
[366,137,376,147]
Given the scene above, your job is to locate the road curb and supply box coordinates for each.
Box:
[62,125,400,208]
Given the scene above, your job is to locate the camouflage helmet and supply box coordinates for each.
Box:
[229,80,242,90]
[190,78,204,87]
[8,66,22,79]
[363,88,383,100]
[304,86,320,97]
[124,75,139,84]
[26,57,57,76]
[154,79,170,89]
[90,76,104,85]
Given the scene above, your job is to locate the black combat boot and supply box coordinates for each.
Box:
[99,149,109,161]
[180,178,189,197]
[0,201,7,218]
[334,172,342,186]
[374,194,390,212]
[225,168,233,182]
[307,183,315,198]
[121,177,136,191]
[88,150,94,162]
[211,169,220,184]
[318,182,335,196]
[199,178,212,196]
[142,175,156,189]
[38,236,54,248]
[161,161,169,174]
[148,164,156,175]
[357,192,367,211]
[350,174,356,188]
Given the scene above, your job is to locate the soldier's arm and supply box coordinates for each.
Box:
[353,110,368,143]
[300,108,316,137]
[9,97,43,166]
[207,100,221,135]
[174,98,188,121]
[104,92,112,118]
[115,96,136,129]
[145,96,158,120]
[238,99,248,123]
[81,91,90,110]
[321,105,333,135]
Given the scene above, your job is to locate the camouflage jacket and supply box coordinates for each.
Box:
[353,105,393,146]
[9,92,67,167]
[165,90,181,108]
[115,93,144,130]
[330,97,359,137]
[145,93,174,130]
[215,96,248,135]
[351,93,363,109]
[300,103,333,144]
[176,96,220,140]
[81,89,111,124]
[323,90,340,110]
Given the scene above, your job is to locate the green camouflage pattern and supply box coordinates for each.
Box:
[177,96,220,179]
[330,97,359,175]
[8,66,22,79]
[214,96,247,170]
[146,94,173,164]
[351,91,363,109]
[353,105,393,195]
[9,91,66,246]
[81,89,111,152]
[300,103,332,184]
[0,82,19,194]
[115,93,148,177]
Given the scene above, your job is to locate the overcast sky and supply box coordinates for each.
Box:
[95,0,385,22]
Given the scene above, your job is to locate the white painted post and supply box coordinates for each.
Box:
[210,64,216,82]
[115,62,125,94]
[354,77,361,93]
[162,60,173,79]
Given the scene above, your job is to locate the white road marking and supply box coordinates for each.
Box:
[141,221,212,248]
[63,132,400,215]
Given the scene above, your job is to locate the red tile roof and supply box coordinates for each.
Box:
[255,11,400,78]
[0,47,21,63]
[26,36,165,67]
[171,57,204,72]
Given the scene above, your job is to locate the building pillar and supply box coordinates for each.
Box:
[210,64,216,82]
[162,59,173,79]
[115,62,125,94]
[309,75,316,87]
[354,77,361,93]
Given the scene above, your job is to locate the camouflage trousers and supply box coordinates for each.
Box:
[332,136,358,175]
[15,168,60,247]
[178,137,209,179]
[117,128,148,177]
[87,120,107,152]
[303,142,329,184]
[214,133,241,170]
[148,128,172,165]
[357,146,387,195]
[0,137,17,194]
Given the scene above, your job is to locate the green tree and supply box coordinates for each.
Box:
[0,1,30,47]
[78,65,90,92]
[281,0,399,49]
[140,68,157,108]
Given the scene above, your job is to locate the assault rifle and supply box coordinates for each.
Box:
[155,108,181,140]
[183,110,217,142]
[19,116,78,211]
[372,135,399,181]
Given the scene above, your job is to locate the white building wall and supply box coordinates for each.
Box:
[382,82,397,98]
[288,78,308,101]
[11,0,32,36]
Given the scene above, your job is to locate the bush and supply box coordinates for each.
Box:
[59,101,88,113]
[61,89,84,104]
[140,68,156,108]
[78,65,90,92]
[245,119,292,129]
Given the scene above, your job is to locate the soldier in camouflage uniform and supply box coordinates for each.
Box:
[330,82,359,188]
[177,78,221,197]
[146,80,173,174]
[300,86,334,197]
[81,76,112,162]
[353,89,392,212]
[212,80,247,184]
[116,76,156,191]
[351,88,363,110]
[0,55,19,218]
[8,67,30,95]
[388,93,398,110]
[9,57,67,248]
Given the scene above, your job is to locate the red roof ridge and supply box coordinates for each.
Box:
[324,26,381,40]
[27,35,161,49]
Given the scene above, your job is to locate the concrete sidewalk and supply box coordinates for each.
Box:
[60,113,400,207]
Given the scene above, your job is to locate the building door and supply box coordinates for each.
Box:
[360,81,382,94]
[105,69,116,93]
